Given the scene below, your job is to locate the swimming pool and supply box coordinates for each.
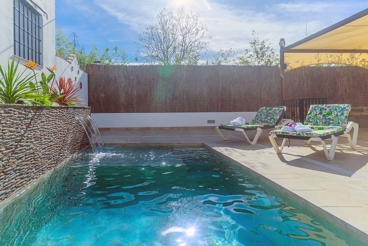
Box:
[0,146,363,245]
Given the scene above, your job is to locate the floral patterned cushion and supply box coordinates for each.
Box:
[220,106,285,129]
[271,104,351,138]
[272,126,345,138]
[250,106,285,125]
[220,123,267,130]
[304,104,351,127]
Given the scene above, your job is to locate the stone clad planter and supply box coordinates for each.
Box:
[0,105,90,202]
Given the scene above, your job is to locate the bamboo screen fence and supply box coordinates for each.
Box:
[283,66,368,106]
[87,65,283,113]
[87,65,368,114]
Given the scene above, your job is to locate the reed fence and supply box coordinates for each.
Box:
[283,66,368,106]
[87,65,282,113]
[87,65,368,114]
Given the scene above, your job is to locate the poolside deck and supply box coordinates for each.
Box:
[100,127,368,243]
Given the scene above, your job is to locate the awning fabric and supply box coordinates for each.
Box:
[282,8,368,71]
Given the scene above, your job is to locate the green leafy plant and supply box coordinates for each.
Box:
[50,77,82,106]
[211,48,239,65]
[56,26,128,70]
[237,31,279,66]
[24,60,58,106]
[0,60,43,104]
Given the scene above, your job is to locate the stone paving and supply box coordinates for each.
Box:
[100,127,368,243]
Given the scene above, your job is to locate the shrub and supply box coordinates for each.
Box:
[0,60,43,104]
[50,77,82,106]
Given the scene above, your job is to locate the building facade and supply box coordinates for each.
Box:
[0,0,88,106]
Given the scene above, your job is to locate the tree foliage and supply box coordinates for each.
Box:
[237,31,279,66]
[56,26,128,70]
[137,8,210,65]
[56,26,74,59]
[211,49,238,65]
[212,31,279,66]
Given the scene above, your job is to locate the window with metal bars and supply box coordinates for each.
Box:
[13,0,43,65]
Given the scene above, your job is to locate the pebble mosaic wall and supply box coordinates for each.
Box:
[0,105,90,202]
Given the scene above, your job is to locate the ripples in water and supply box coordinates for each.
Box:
[0,146,363,246]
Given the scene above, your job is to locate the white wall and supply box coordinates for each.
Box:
[0,0,88,106]
[0,1,14,68]
[0,0,55,72]
[55,55,88,106]
[37,0,56,68]
[91,112,257,128]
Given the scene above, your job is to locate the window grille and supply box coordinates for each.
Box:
[13,0,43,65]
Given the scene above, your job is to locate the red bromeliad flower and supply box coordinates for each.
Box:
[50,77,82,106]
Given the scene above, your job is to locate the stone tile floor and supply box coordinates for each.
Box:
[100,127,368,243]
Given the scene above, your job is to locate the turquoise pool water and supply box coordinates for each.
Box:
[0,146,363,245]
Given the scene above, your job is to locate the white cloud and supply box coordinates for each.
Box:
[93,0,166,32]
[276,3,331,13]
[276,1,366,14]
[91,0,293,53]
[202,0,212,10]
[57,0,368,62]
[93,0,215,33]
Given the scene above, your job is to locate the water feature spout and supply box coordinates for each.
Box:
[76,115,104,152]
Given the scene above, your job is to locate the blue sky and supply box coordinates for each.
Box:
[56,0,367,63]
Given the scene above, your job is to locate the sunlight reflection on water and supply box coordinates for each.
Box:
[0,146,364,246]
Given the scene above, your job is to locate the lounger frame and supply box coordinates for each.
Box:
[341,121,359,150]
[216,125,270,145]
[269,132,344,160]
[268,104,358,160]
[215,106,290,145]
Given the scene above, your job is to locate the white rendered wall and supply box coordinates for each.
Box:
[55,55,88,106]
[0,0,87,107]
[36,0,56,68]
[91,112,257,128]
[0,0,55,74]
[0,1,14,68]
